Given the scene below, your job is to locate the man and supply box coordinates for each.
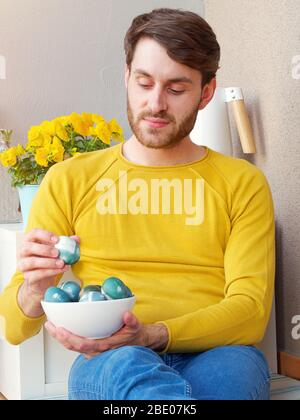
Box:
[0,8,275,400]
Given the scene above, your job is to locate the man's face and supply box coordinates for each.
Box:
[125,37,212,149]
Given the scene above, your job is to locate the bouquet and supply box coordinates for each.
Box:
[0,112,124,187]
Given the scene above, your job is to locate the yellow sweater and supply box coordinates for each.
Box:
[0,143,276,353]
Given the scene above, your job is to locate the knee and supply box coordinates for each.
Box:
[103,345,159,370]
[186,345,270,400]
[210,346,270,400]
[69,346,155,389]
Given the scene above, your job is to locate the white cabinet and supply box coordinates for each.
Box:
[0,224,78,400]
[0,223,278,400]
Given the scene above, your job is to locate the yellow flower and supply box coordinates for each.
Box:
[88,126,97,137]
[50,136,65,162]
[70,112,90,137]
[0,148,17,167]
[92,114,105,125]
[42,133,52,146]
[109,118,125,142]
[81,112,94,128]
[27,126,44,149]
[35,147,49,167]
[57,115,71,126]
[40,121,56,137]
[94,121,112,145]
[55,121,69,142]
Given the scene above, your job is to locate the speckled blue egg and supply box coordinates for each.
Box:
[44,287,72,303]
[102,277,128,300]
[79,291,107,302]
[54,236,80,265]
[59,281,81,302]
[79,285,102,300]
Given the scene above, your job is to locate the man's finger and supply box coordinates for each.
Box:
[25,228,58,245]
[70,235,81,244]
[123,311,140,329]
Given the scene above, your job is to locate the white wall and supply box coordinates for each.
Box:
[0,0,204,222]
[205,0,300,360]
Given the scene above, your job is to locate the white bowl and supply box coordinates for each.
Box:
[41,296,136,339]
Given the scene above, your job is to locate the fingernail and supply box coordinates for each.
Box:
[51,236,58,243]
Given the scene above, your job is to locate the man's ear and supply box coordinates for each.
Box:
[125,64,130,89]
[198,77,217,111]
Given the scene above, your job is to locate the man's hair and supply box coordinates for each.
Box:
[124,8,221,88]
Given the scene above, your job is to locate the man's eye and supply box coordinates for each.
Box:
[138,83,152,89]
[169,89,184,95]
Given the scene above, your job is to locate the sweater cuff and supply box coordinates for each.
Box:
[1,285,45,345]
[154,320,172,354]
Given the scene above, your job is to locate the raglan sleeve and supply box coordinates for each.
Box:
[156,167,276,354]
[0,163,74,345]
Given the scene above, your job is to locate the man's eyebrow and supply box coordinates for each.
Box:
[133,69,193,84]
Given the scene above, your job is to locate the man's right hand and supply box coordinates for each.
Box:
[17,228,80,318]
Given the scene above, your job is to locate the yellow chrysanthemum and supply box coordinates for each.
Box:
[0,148,17,167]
[109,118,125,142]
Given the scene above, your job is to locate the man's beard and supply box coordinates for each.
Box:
[127,95,201,150]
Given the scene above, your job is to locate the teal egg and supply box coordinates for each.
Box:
[44,287,72,303]
[54,236,80,265]
[125,286,133,298]
[102,277,128,300]
[79,291,107,302]
[79,285,102,300]
[59,281,81,302]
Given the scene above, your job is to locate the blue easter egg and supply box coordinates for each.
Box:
[125,285,133,298]
[79,285,102,300]
[59,281,81,302]
[102,277,128,300]
[79,291,107,302]
[55,236,80,265]
[44,287,72,303]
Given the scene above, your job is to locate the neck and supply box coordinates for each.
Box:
[122,136,206,167]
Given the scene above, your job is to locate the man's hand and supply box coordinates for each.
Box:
[45,311,169,358]
[17,228,80,318]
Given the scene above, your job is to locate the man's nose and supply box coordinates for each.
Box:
[148,88,168,114]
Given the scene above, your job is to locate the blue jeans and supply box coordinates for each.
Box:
[68,345,270,400]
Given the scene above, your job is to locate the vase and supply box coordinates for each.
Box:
[17,184,39,229]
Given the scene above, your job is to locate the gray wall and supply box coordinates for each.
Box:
[0,0,204,222]
[205,0,300,359]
